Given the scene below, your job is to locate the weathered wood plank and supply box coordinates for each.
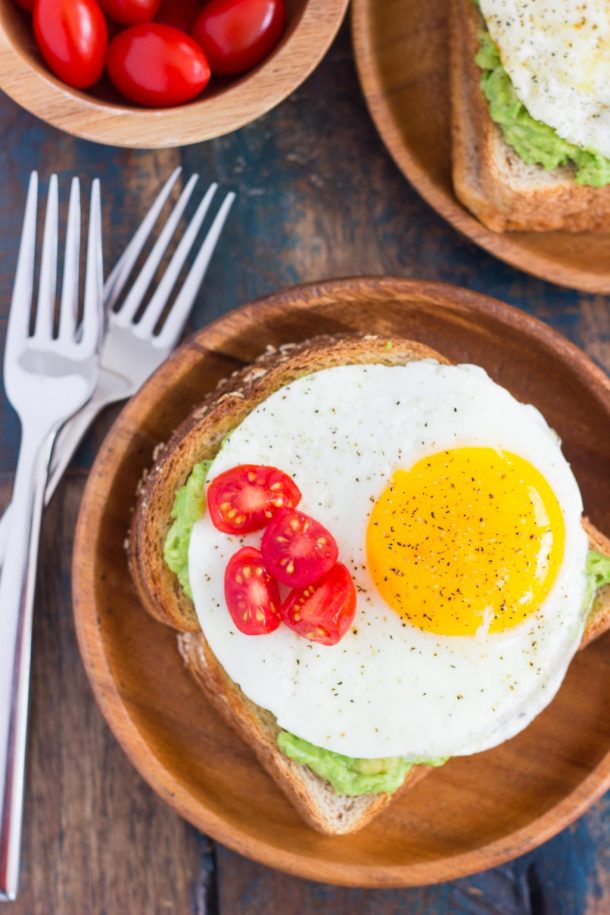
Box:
[216,799,610,915]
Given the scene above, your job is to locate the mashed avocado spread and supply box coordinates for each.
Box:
[277,732,446,796]
[164,462,610,796]
[163,460,213,599]
[585,550,610,618]
[476,31,610,187]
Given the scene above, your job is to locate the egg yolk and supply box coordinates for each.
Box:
[366,448,565,636]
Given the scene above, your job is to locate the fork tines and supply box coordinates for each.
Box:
[105,168,235,349]
[8,172,103,357]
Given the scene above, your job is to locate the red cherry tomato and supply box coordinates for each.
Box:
[207,465,301,535]
[281,563,357,646]
[156,0,200,31]
[224,547,281,635]
[261,509,338,588]
[107,24,210,107]
[192,0,285,76]
[33,0,107,89]
[98,0,160,25]
[14,0,34,12]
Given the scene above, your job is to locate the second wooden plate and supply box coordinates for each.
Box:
[73,278,610,887]
[352,0,610,293]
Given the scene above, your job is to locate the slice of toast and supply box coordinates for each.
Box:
[450,0,610,231]
[129,334,610,835]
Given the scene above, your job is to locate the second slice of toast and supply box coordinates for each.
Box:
[450,0,610,231]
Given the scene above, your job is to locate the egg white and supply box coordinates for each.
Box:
[188,362,588,759]
[480,0,610,159]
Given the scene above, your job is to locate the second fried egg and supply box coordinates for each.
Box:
[480,0,610,158]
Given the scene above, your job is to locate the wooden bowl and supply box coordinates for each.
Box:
[72,277,610,887]
[351,0,610,294]
[0,0,348,148]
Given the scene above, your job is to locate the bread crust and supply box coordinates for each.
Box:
[129,333,610,835]
[450,0,610,232]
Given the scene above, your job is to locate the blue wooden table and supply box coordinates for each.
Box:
[1,22,609,915]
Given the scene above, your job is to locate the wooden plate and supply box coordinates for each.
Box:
[351,1,610,294]
[73,277,610,887]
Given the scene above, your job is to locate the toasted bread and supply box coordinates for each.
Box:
[129,334,610,835]
[450,0,610,232]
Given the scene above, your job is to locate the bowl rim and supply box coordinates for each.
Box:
[0,0,349,148]
[72,276,610,887]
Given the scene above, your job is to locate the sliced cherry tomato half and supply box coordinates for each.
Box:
[156,0,200,31]
[281,563,357,646]
[107,24,210,107]
[224,546,281,635]
[207,465,301,535]
[192,0,286,76]
[261,508,338,588]
[34,0,107,89]
[98,0,160,25]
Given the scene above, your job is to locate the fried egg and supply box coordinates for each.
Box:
[479,0,610,158]
[188,362,588,759]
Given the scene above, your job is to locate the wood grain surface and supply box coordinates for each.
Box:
[352,0,610,294]
[0,0,349,148]
[73,277,610,888]
[0,20,609,915]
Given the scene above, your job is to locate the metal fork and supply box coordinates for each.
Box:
[0,169,234,566]
[0,173,104,901]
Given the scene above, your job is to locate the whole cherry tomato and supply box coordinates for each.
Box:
[98,0,160,25]
[107,24,210,107]
[224,547,281,635]
[14,0,34,12]
[192,0,285,76]
[208,464,301,535]
[33,0,107,89]
[281,563,357,646]
[261,508,338,589]
[156,0,200,32]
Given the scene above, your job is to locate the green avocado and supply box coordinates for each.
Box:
[163,460,213,599]
[164,462,610,796]
[476,31,610,187]
[584,550,610,617]
[277,732,447,796]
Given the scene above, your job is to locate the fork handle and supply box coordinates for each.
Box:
[46,395,111,499]
[0,388,116,569]
[0,426,56,902]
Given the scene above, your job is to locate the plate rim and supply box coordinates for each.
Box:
[350,0,610,295]
[73,276,610,888]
